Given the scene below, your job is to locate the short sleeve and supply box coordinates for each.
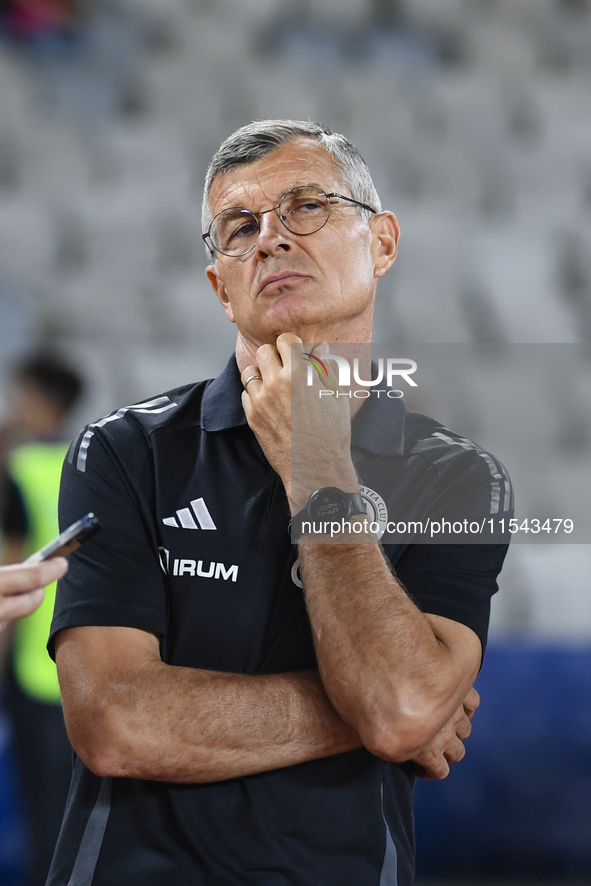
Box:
[385,543,509,655]
[48,428,168,660]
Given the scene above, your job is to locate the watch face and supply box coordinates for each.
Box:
[308,487,350,520]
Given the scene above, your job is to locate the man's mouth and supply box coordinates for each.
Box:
[258,272,309,295]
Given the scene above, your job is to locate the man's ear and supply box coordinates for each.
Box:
[206,265,236,324]
[370,212,399,279]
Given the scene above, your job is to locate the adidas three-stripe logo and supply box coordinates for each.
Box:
[163,498,216,530]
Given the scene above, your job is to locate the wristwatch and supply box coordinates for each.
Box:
[290,487,367,541]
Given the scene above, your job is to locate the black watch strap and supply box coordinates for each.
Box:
[290,488,366,542]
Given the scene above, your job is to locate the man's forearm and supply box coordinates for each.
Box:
[298,541,481,760]
[117,666,362,782]
[57,627,361,783]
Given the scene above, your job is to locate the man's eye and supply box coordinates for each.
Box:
[291,200,324,214]
[229,221,258,241]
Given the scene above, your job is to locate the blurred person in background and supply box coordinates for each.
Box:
[0,353,83,886]
[47,121,509,886]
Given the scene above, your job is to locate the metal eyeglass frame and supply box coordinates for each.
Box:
[202,185,378,257]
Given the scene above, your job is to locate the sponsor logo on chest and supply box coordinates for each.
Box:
[159,548,239,582]
[359,485,388,540]
[173,558,238,581]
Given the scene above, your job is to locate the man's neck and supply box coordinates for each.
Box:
[234,335,375,421]
[234,324,374,375]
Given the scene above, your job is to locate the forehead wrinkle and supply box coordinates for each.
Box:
[208,142,346,217]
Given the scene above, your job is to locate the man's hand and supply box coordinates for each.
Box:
[0,558,68,631]
[241,333,358,512]
[410,687,480,780]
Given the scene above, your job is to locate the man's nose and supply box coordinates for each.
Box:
[254,210,293,259]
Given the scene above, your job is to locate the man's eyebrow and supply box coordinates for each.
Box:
[219,182,331,213]
[217,206,250,220]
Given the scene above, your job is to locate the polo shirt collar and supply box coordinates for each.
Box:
[202,353,407,454]
[201,355,248,431]
[351,388,406,456]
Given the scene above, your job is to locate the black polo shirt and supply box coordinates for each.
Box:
[48,355,509,886]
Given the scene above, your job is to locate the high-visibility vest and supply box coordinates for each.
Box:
[9,442,68,704]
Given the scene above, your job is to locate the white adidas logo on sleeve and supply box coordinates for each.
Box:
[162,498,217,530]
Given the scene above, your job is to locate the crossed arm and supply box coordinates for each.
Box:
[56,599,479,784]
[56,547,480,783]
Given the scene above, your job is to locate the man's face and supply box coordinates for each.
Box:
[206,139,397,350]
[10,379,63,436]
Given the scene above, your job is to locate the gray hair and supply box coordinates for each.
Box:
[201,119,382,255]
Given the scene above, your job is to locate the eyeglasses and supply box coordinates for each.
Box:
[202,185,377,257]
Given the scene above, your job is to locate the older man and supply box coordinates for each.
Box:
[47,121,509,886]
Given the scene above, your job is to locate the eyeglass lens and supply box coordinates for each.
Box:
[210,186,331,256]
